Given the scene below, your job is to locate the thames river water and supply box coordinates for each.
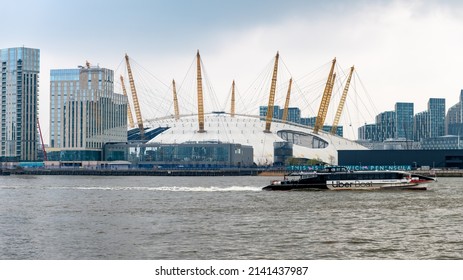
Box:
[0,175,462,259]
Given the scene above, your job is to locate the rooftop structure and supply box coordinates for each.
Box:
[145,113,365,165]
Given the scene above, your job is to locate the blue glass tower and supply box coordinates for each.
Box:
[376,111,395,141]
[259,105,281,120]
[395,102,414,140]
[428,98,445,138]
[413,111,428,141]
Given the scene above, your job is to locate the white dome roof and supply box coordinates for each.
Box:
[145,113,366,165]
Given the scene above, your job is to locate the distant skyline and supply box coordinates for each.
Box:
[4,0,463,142]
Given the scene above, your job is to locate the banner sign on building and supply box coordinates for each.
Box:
[287,165,412,171]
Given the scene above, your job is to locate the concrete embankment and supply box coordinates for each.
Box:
[6,168,463,177]
[8,168,260,176]
[259,169,463,177]
[258,170,285,176]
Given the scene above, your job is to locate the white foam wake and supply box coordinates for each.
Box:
[14,185,263,192]
[153,186,262,192]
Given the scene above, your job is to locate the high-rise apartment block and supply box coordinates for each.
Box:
[427,98,445,138]
[413,111,428,141]
[375,111,395,141]
[1,47,40,162]
[359,96,453,148]
[446,90,463,136]
[259,105,281,121]
[259,105,343,136]
[50,65,127,159]
[358,103,415,142]
[395,102,414,140]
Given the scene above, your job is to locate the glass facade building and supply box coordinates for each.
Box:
[413,111,428,141]
[428,98,445,138]
[446,90,463,136]
[395,102,414,140]
[50,66,127,155]
[1,47,40,162]
[259,106,343,136]
[421,135,462,150]
[376,111,395,141]
[446,103,463,136]
[259,105,281,120]
[103,141,254,168]
[286,107,301,123]
[358,111,395,142]
[358,124,378,141]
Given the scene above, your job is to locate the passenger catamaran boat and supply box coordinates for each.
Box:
[263,166,436,191]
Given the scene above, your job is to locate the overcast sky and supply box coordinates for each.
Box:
[4,0,463,141]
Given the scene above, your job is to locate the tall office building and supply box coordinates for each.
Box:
[428,98,445,138]
[413,111,428,141]
[446,90,463,136]
[1,47,40,162]
[259,105,281,120]
[50,65,127,159]
[284,107,301,124]
[446,103,461,135]
[395,102,414,140]
[375,111,395,141]
[358,124,378,141]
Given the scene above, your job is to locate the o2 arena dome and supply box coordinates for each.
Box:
[145,112,366,166]
[123,51,367,166]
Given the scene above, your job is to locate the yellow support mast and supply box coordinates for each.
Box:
[264,52,280,133]
[314,58,336,134]
[125,53,145,139]
[120,75,135,128]
[196,50,205,132]
[231,80,235,117]
[172,79,180,120]
[331,66,354,135]
[282,78,293,122]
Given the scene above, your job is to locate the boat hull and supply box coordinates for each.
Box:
[262,183,327,191]
[263,181,428,191]
[263,168,435,191]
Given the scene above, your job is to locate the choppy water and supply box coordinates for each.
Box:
[0,175,462,259]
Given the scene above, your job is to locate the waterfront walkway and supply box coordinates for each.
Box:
[7,168,261,176]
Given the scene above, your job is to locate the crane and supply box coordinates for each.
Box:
[172,79,180,120]
[37,118,47,161]
[264,51,280,133]
[313,58,336,134]
[331,66,355,135]
[124,53,145,140]
[120,75,135,128]
[282,78,293,122]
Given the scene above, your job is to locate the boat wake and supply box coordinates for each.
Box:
[150,186,262,192]
[64,185,263,192]
[0,184,263,192]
